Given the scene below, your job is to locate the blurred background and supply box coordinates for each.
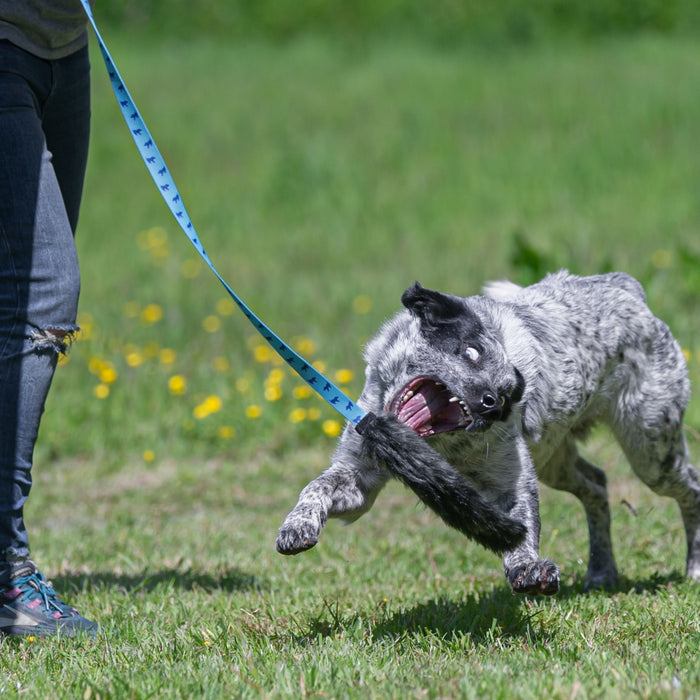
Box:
[44,0,700,467]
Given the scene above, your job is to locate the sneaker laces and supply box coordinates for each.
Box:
[10,572,77,619]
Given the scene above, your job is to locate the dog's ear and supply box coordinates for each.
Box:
[511,367,525,404]
[401,282,465,326]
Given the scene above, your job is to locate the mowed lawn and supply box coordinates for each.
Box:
[1,30,699,698]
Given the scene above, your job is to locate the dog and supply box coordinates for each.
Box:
[276,270,700,594]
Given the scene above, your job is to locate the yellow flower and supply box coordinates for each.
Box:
[245,404,262,419]
[308,408,321,421]
[293,336,316,356]
[651,249,672,269]
[264,384,282,402]
[289,408,307,423]
[141,303,163,324]
[181,258,201,279]
[123,300,141,318]
[212,356,230,373]
[125,351,144,368]
[293,385,313,400]
[202,315,221,333]
[682,348,692,363]
[168,374,187,395]
[215,297,236,316]
[353,294,373,314]
[144,341,161,358]
[265,368,285,385]
[194,394,224,419]
[235,377,251,393]
[253,344,274,364]
[334,368,354,384]
[322,419,342,437]
[159,348,177,365]
[99,366,118,384]
[312,360,327,374]
[142,450,155,462]
[94,383,110,399]
[88,356,106,375]
[218,425,235,439]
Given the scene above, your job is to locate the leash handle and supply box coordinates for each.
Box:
[80,1,366,426]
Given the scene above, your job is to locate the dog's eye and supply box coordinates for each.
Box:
[464,346,480,362]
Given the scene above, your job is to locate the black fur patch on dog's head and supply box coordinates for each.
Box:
[401,282,487,355]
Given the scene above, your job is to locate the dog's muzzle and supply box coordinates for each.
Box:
[387,377,474,437]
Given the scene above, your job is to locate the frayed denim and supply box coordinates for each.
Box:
[0,40,90,563]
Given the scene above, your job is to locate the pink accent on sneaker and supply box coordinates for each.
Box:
[27,598,41,610]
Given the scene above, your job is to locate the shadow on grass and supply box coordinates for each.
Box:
[52,567,264,595]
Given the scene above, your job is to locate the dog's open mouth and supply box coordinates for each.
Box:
[387,377,472,437]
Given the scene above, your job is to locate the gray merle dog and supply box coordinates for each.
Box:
[277,271,700,594]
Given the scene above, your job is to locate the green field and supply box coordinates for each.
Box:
[2,22,700,699]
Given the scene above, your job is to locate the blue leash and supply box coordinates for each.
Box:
[80,2,366,426]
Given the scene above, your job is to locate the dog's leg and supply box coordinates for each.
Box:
[502,435,560,595]
[618,427,700,582]
[276,426,388,555]
[538,439,619,589]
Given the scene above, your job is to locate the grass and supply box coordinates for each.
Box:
[2,29,700,698]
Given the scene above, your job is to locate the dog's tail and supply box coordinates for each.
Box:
[356,412,526,553]
[481,279,522,301]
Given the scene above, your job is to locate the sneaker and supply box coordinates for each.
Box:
[0,561,98,637]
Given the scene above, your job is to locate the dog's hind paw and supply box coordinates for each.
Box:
[507,558,560,596]
[276,508,326,555]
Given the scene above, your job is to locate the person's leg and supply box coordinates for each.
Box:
[0,42,95,636]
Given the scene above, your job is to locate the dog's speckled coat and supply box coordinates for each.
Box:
[277,271,700,594]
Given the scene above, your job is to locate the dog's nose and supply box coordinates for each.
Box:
[479,391,503,419]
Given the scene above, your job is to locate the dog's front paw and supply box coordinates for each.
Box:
[507,558,560,596]
[276,507,327,555]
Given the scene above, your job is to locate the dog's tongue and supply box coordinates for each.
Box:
[395,381,462,434]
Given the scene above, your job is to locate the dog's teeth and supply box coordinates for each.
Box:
[404,390,414,400]
[449,396,460,403]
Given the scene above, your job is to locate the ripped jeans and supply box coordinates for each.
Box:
[0,41,90,564]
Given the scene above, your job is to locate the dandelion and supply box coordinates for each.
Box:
[94,383,110,399]
[265,368,285,385]
[141,303,163,324]
[88,356,106,375]
[77,311,95,340]
[168,374,187,395]
[137,226,168,251]
[193,394,223,419]
[142,450,155,462]
[312,360,327,374]
[334,368,354,384]
[159,348,177,365]
[253,344,274,364]
[264,384,282,402]
[125,351,144,368]
[245,404,262,419]
[353,294,373,314]
[683,348,692,363]
[322,419,342,437]
[289,408,307,423]
[57,353,70,366]
[293,336,316,355]
[181,258,201,279]
[123,300,141,318]
[212,356,230,373]
[99,365,118,384]
[202,315,221,333]
[218,426,235,439]
[235,377,251,393]
[293,385,313,400]
[651,249,672,269]
[216,297,236,316]
[308,407,321,421]
[144,341,161,358]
